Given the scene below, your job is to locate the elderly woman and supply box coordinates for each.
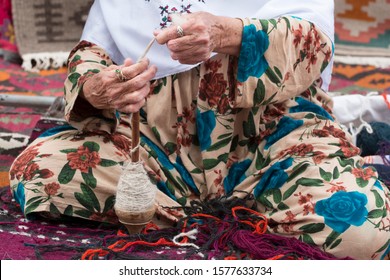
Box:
[9,0,390,259]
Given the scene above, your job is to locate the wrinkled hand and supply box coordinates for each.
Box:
[153,12,219,64]
[154,12,242,65]
[82,58,157,113]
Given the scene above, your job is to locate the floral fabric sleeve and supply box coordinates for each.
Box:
[233,16,333,108]
[64,40,118,133]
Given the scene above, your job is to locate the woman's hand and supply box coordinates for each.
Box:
[154,12,243,65]
[81,58,157,113]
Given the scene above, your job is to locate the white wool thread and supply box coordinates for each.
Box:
[172,229,198,245]
[172,229,205,258]
[115,162,156,213]
[130,140,140,155]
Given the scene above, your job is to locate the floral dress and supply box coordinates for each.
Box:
[9,16,390,259]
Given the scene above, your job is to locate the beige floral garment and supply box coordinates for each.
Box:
[10,17,390,259]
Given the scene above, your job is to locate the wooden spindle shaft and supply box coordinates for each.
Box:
[131,111,140,162]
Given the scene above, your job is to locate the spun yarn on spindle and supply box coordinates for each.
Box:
[356,122,390,157]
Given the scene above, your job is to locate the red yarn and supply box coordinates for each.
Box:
[78,195,352,260]
[81,237,175,260]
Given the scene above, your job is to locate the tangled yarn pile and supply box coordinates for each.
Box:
[81,194,352,260]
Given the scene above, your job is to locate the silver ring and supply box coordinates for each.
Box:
[176,25,184,37]
[115,69,127,82]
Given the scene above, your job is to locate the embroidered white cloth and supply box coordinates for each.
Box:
[81,0,334,88]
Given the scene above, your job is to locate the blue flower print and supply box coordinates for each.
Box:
[196,109,216,151]
[38,125,76,138]
[315,191,368,233]
[254,157,293,197]
[141,136,175,170]
[174,156,199,195]
[237,24,269,82]
[373,180,383,191]
[289,97,334,121]
[13,182,26,213]
[381,244,390,260]
[156,181,176,201]
[223,159,252,195]
[141,138,200,198]
[264,116,304,149]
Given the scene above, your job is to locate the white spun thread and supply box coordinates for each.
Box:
[131,140,140,155]
[115,162,156,213]
[172,229,205,258]
[173,229,200,249]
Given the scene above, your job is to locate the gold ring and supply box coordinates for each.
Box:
[115,69,127,82]
[176,25,184,37]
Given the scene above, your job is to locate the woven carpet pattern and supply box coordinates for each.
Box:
[11,0,93,56]
[334,0,390,57]
[329,62,390,94]
[0,55,66,188]
[0,57,66,97]
[0,108,41,188]
[0,187,350,260]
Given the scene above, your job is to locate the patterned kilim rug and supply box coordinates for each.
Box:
[0,108,41,188]
[329,62,390,95]
[334,0,390,63]
[0,56,67,188]
[0,187,352,260]
[0,57,66,96]
[11,0,93,71]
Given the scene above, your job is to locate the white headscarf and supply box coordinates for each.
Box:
[81,0,334,89]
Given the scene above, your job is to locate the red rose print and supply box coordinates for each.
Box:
[67,145,101,173]
[44,182,60,196]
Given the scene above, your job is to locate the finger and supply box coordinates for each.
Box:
[171,47,210,64]
[122,65,157,92]
[178,55,209,65]
[116,84,150,108]
[167,32,210,52]
[155,24,186,45]
[108,65,156,109]
[120,58,150,80]
[117,98,146,114]
[123,58,133,67]
[107,83,143,108]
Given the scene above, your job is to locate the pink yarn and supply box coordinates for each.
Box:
[230,230,352,260]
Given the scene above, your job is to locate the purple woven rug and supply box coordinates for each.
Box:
[0,186,352,260]
[0,186,119,260]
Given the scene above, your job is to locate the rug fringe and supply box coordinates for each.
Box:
[334,55,390,68]
[21,52,69,72]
